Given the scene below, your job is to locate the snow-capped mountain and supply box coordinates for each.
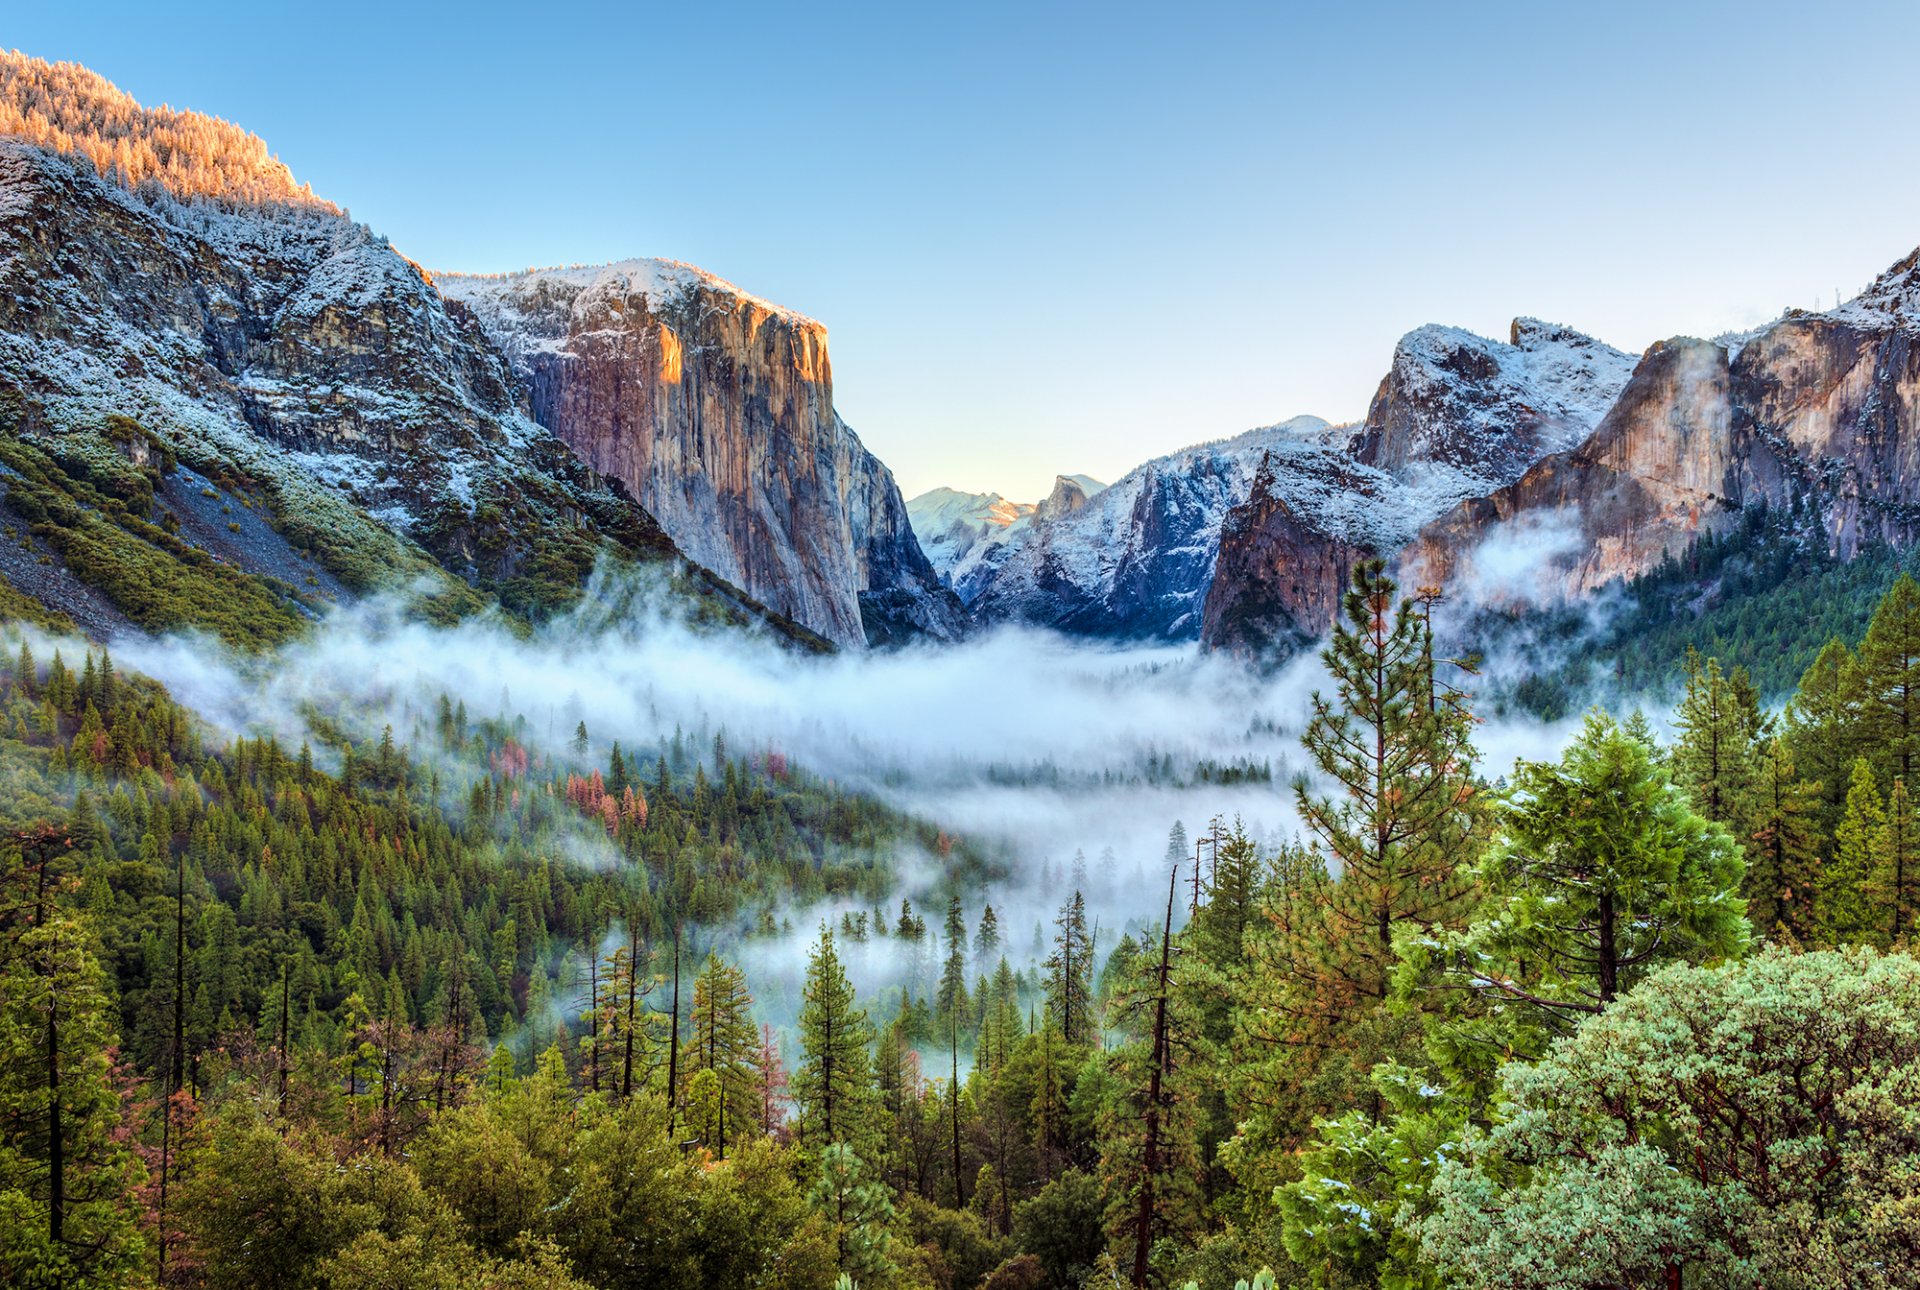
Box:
[906,474,1105,603]
[956,319,1639,647]
[0,52,953,650]
[963,417,1368,639]
[1398,249,1920,613]
[1349,318,1637,493]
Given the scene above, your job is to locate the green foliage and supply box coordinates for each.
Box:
[1422,947,1920,1289]
[1277,1065,1457,1290]
[0,431,309,648]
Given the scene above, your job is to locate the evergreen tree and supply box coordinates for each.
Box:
[1411,713,1749,1055]
[936,896,970,1026]
[792,928,875,1154]
[973,905,1001,977]
[1670,649,1762,834]
[1289,559,1481,1012]
[1856,573,1920,791]
[689,953,757,1158]
[1874,777,1920,945]
[0,833,147,1285]
[1746,737,1821,940]
[1817,759,1884,947]
[1785,635,1863,832]
[1045,892,1092,1045]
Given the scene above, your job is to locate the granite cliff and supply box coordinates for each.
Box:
[438,264,963,649]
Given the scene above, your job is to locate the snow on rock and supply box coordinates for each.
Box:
[1350,317,1637,495]
[967,416,1408,640]
[438,261,965,649]
[907,475,1109,604]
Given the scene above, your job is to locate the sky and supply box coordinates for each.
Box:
[14,2,1920,501]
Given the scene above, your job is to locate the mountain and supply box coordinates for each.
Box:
[1351,317,1638,494]
[960,417,1350,639]
[440,264,964,649]
[1197,319,1636,652]
[1201,248,1920,664]
[905,474,1104,603]
[1397,254,1920,615]
[0,52,947,651]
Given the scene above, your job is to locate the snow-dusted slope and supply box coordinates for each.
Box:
[906,474,1107,602]
[1350,317,1637,494]
[968,416,1415,639]
[982,321,1640,646]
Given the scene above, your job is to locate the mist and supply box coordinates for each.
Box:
[94,560,1611,1039]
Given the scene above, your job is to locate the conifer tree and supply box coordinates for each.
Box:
[1874,777,1920,945]
[1411,713,1748,1053]
[689,952,757,1158]
[1292,559,1480,1008]
[1857,573,1920,791]
[1671,649,1762,834]
[936,895,970,1025]
[793,927,875,1154]
[973,904,1001,977]
[1045,891,1092,1045]
[1785,637,1863,834]
[1746,737,1821,940]
[1818,759,1884,947]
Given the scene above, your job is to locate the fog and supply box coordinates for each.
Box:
[97,557,1621,1033]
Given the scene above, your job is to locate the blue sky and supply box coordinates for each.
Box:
[15,2,1920,500]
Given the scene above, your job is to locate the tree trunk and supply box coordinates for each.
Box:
[1597,889,1618,1005]
[667,926,681,1137]
[1133,864,1180,1288]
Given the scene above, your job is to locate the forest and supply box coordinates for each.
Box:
[4,559,1920,1289]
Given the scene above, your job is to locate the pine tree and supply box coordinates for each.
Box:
[1293,559,1480,1007]
[0,831,147,1282]
[1747,737,1821,940]
[973,904,1001,977]
[1857,574,1920,791]
[1414,713,1749,1053]
[689,952,757,1158]
[1671,649,1762,834]
[793,927,875,1154]
[1045,891,1093,1045]
[936,895,970,1026]
[1785,637,1863,833]
[1817,759,1883,947]
[1873,777,1920,946]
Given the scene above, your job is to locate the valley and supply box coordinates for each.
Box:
[3,40,1920,1290]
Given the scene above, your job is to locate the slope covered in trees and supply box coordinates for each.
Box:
[6,568,1920,1287]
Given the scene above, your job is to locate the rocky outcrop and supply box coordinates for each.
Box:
[1397,254,1920,608]
[906,475,1106,606]
[0,125,828,646]
[439,264,963,649]
[1350,319,1636,493]
[1198,454,1367,657]
[1397,337,1751,604]
[969,418,1427,641]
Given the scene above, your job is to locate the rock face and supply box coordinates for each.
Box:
[1397,337,1747,603]
[1399,254,1920,607]
[969,418,1383,640]
[1351,319,1636,493]
[1197,453,1370,655]
[439,265,964,649]
[0,137,708,616]
[1201,262,1920,657]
